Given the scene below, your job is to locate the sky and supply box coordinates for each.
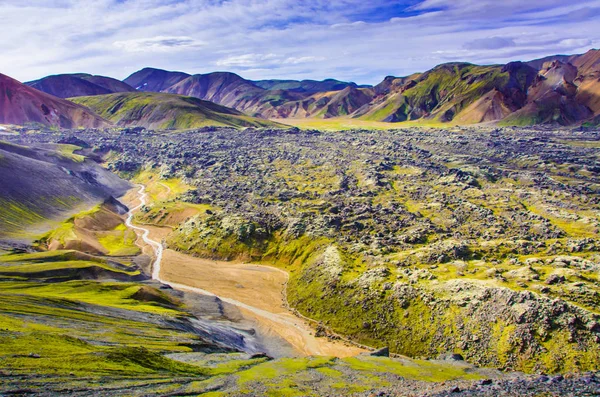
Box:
[1,0,599,85]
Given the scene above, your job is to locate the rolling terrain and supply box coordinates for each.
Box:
[49,126,600,377]
[0,140,129,240]
[12,48,599,129]
[26,73,135,98]
[70,92,285,129]
[114,49,600,126]
[0,133,529,397]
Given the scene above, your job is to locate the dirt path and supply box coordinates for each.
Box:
[123,186,365,357]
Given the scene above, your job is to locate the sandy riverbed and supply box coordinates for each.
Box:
[121,187,365,357]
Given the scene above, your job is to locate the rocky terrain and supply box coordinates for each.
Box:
[0,135,513,396]
[2,125,600,395]
[5,124,600,375]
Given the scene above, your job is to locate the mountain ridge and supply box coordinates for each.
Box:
[116,49,600,126]
[0,73,110,128]
[26,73,135,98]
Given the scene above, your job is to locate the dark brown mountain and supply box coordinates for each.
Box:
[26,74,135,98]
[123,67,190,92]
[0,73,109,128]
[164,72,266,109]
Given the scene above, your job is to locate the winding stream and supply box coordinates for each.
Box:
[125,184,363,356]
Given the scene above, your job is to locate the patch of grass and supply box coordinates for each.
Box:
[342,356,483,382]
[71,92,287,130]
[0,280,178,314]
[55,144,85,163]
[97,227,140,256]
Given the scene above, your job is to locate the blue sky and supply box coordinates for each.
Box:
[1,0,599,85]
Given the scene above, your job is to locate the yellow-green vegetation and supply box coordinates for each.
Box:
[141,127,600,374]
[356,63,519,124]
[38,203,140,257]
[131,170,217,229]
[97,224,140,256]
[0,247,491,395]
[70,92,287,130]
[55,144,85,162]
[229,355,483,396]
[273,159,340,194]
[274,117,445,131]
[133,170,192,202]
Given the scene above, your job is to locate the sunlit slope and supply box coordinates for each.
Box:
[0,141,130,240]
[71,92,287,130]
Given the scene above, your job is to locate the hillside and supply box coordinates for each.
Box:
[123,67,190,92]
[26,74,135,98]
[163,72,269,110]
[70,92,285,129]
[254,78,360,93]
[0,73,110,128]
[120,49,600,126]
[258,86,375,119]
[0,137,521,397]
[362,50,600,126]
[0,140,130,240]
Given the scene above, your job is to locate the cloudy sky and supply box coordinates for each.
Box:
[1,0,599,85]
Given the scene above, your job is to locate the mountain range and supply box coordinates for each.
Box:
[1,49,599,129]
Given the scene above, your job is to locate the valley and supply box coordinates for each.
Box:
[123,182,364,357]
[2,1,600,395]
[2,124,600,396]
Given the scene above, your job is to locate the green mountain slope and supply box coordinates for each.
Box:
[0,141,130,240]
[70,92,286,130]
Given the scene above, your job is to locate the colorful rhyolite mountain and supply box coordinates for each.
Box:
[4,48,600,128]
[25,74,135,98]
[119,49,600,126]
[0,73,109,128]
[0,73,281,129]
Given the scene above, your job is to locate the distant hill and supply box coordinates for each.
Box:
[17,48,599,127]
[358,49,600,126]
[257,86,375,119]
[0,73,110,128]
[70,92,286,130]
[119,49,600,126]
[26,74,135,98]
[164,72,267,110]
[123,67,190,92]
[253,79,360,93]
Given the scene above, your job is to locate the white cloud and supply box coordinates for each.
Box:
[0,0,598,85]
[114,36,204,53]
[216,53,279,67]
[283,56,326,64]
[330,21,367,29]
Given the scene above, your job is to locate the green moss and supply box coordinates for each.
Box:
[97,227,140,256]
[343,356,482,382]
[0,279,182,314]
[70,92,286,130]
